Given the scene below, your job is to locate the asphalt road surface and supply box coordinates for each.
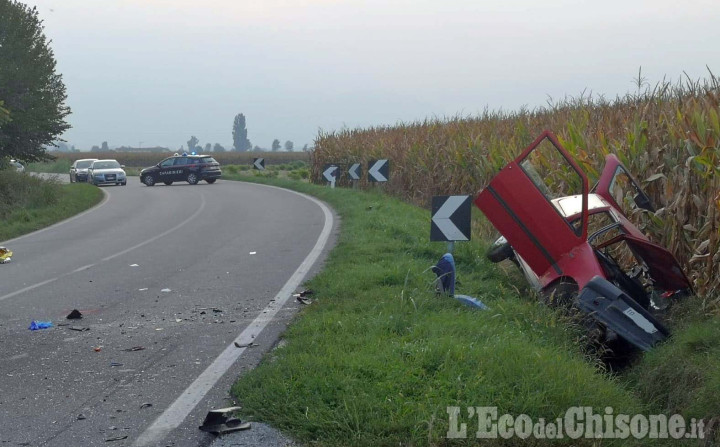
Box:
[0,176,335,446]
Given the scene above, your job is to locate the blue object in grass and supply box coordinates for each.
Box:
[29,321,53,330]
[432,253,456,296]
[432,253,489,310]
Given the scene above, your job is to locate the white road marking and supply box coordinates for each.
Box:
[132,186,334,447]
[0,194,206,303]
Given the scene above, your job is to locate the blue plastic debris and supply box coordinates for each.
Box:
[432,253,456,296]
[432,253,489,310]
[29,321,53,330]
[454,294,489,310]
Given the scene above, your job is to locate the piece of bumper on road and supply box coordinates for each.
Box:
[578,276,669,351]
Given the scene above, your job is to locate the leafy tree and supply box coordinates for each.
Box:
[91,145,101,152]
[204,143,212,152]
[213,143,226,152]
[187,136,199,152]
[232,113,252,152]
[101,141,109,151]
[0,0,71,161]
[284,140,294,152]
[271,139,281,152]
[302,144,310,152]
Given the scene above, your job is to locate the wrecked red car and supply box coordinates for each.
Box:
[475,131,692,352]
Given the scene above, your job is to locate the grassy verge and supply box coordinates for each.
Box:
[224,177,719,446]
[0,170,103,241]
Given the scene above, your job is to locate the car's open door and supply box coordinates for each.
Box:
[475,131,589,277]
[593,154,655,217]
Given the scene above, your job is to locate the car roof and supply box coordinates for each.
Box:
[75,158,99,163]
[92,159,120,163]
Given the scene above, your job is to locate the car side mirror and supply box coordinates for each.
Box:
[634,192,655,213]
[121,165,125,168]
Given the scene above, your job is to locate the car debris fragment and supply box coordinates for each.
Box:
[0,246,12,263]
[432,253,489,309]
[198,406,251,435]
[28,321,53,330]
[66,309,83,319]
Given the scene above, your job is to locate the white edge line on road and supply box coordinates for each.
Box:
[0,187,111,246]
[0,194,207,303]
[133,186,334,447]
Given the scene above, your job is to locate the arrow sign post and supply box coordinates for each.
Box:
[431,195,471,251]
[253,158,265,170]
[368,159,389,183]
[323,164,340,188]
[348,163,362,185]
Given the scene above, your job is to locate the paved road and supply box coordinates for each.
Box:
[0,176,335,446]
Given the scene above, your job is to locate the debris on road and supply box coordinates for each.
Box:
[77,413,87,420]
[0,246,12,263]
[28,321,53,330]
[129,264,139,267]
[293,289,315,305]
[140,403,153,409]
[66,309,83,319]
[161,288,171,293]
[138,288,148,291]
[105,435,128,442]
[249,251,256,255]
[110,362,123,367]
[94,346,102,352]
[233,342,259,348]
[68,326,90,332]
[198,406,251,435]
[122,346,145,352]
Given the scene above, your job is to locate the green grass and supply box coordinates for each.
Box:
[226,177,716,446]
[0,170,103,241]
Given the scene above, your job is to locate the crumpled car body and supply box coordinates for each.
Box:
[475,131,692,351]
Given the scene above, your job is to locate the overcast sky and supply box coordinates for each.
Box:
[24,0,720,151]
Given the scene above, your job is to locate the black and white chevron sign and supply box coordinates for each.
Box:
[253,158,265,170]
[348,163,362,181]
[322,164,340,186]
[430,195,471,242]
[368,159,389,182]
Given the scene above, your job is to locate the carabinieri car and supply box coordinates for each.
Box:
[139,154,222,186]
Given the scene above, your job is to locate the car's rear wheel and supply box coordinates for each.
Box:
[187,173,198,185]
[163,181,173,186]
[486,237,514,263]
[143,175,155,186]
[205,178,216,184]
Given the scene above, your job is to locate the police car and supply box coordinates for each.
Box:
[139,154,222,186]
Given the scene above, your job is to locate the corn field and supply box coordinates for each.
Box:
[312,74,720,298]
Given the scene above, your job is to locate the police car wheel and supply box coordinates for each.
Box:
[164,181,173,186]
[143,175,155,186]
[187,173,198,185]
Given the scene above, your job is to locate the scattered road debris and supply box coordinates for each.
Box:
[110,362,123,367]
[233,342,259,348]
[129,264,139,267]
[0,246,12,263]
[77,413,86,420]
[122,346,145,352]
[66,309,83,319]
[105,435,128,442]
[94,346,102,352]
[198,406,251,435]
[140,403,153,409]
[68,326,90,332]
[138,288,148,291]
[161,288,171,293]
[293,289,314,305]
[29,321,53,330]
[249,251,256,255]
